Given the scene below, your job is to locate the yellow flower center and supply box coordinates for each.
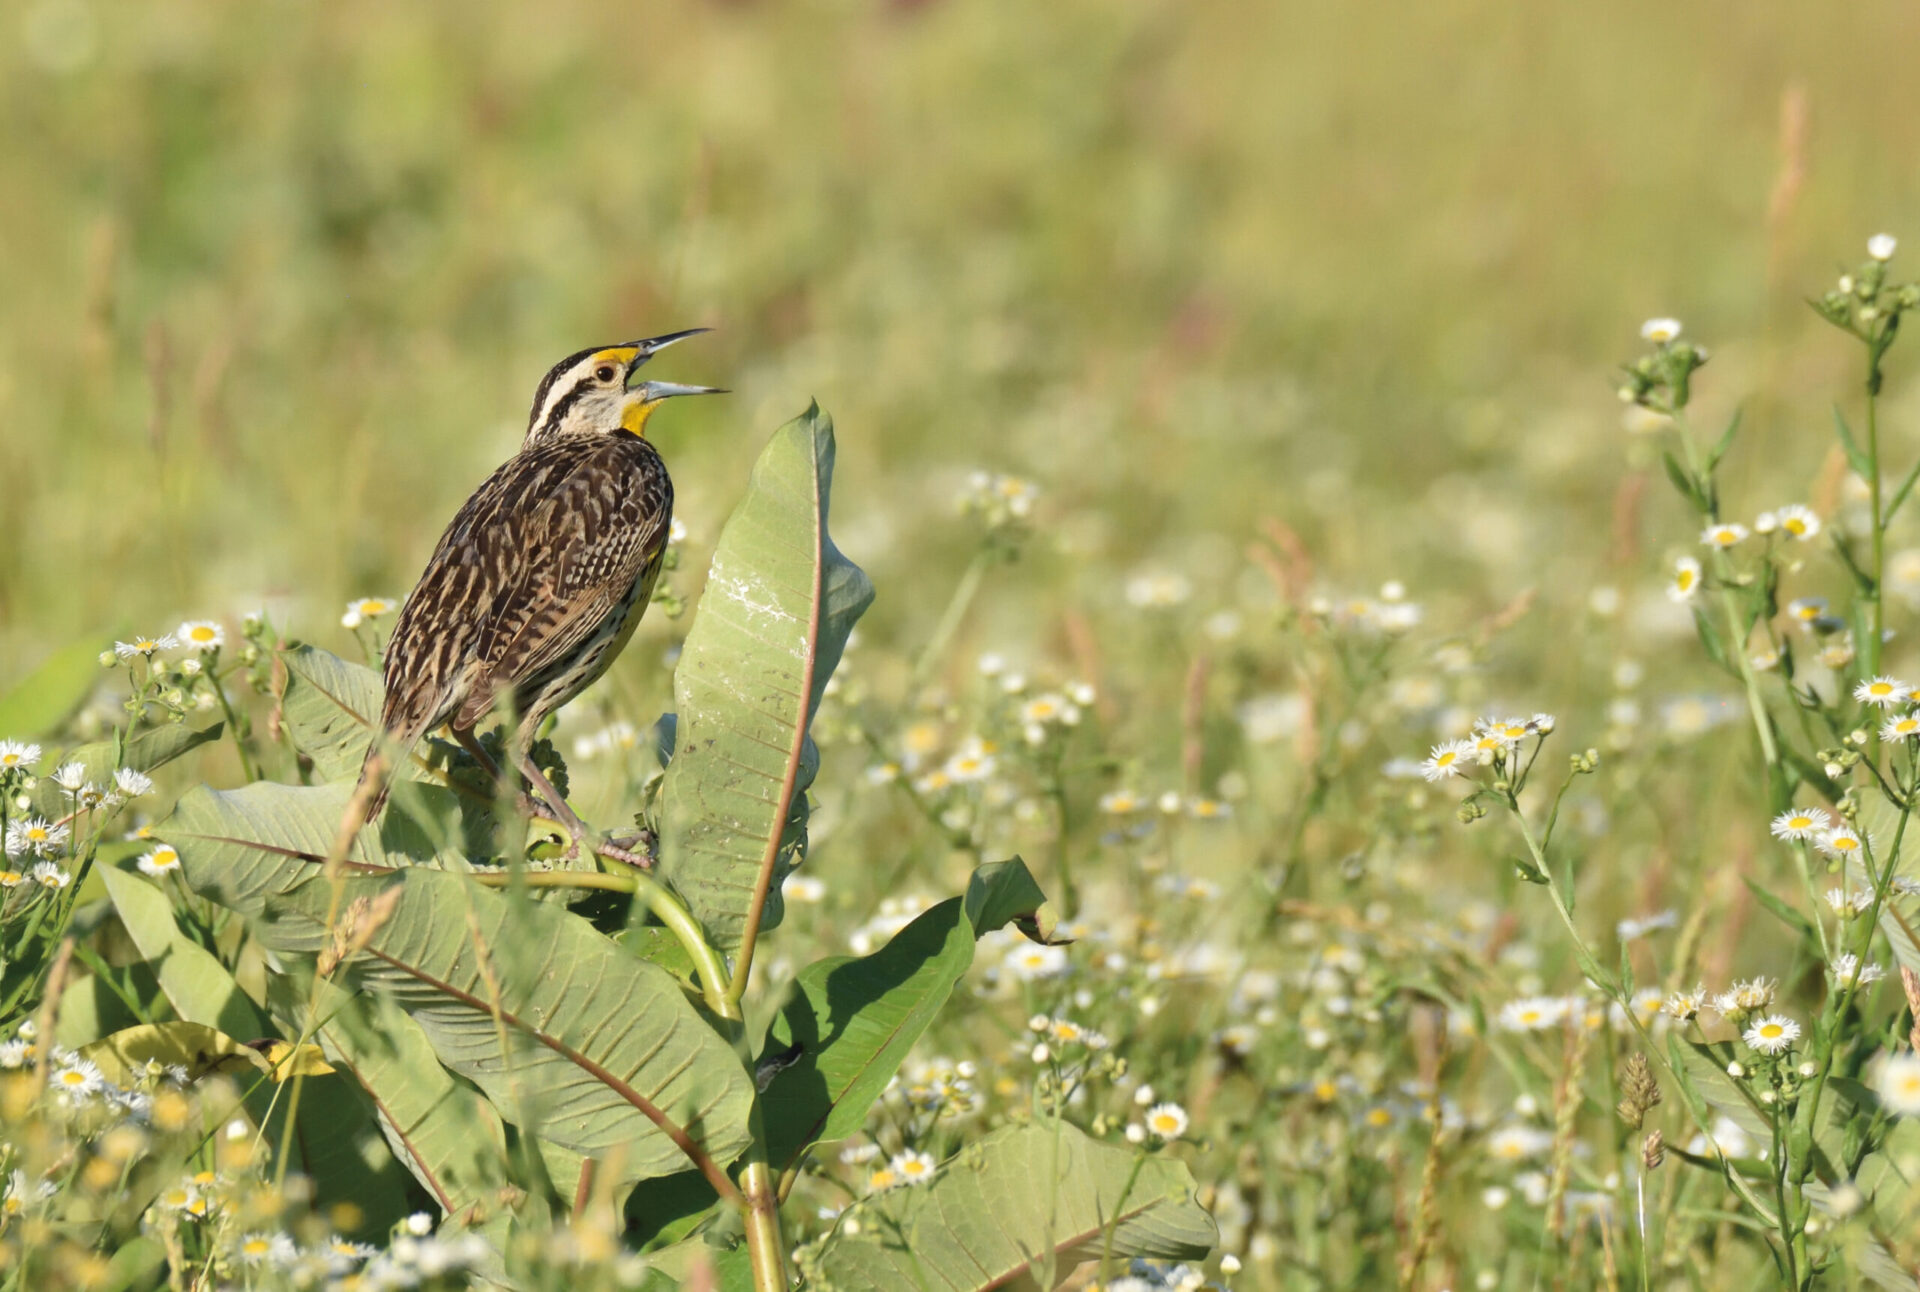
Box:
[1789,816,1812,830]
[1832,837,1859,851]
[190,627,215,642]
[57,1070,86,1086]
[1365,1108,1392,1127]
[1872,683,1894,696]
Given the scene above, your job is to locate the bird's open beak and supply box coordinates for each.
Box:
[623,328,712,381]
[633,380,728,402]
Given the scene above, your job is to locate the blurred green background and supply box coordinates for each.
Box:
[4,0,1919,689]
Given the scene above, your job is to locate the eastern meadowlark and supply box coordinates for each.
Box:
[352,330,721,853]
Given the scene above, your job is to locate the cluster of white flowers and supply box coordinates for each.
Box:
[956,470,1038,527]
[1418,714,1554,782]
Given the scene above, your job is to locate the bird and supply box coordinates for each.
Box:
[350,329,721,855]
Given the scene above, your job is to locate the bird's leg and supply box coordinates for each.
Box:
[452,728,541,818]
[514,751,653,870]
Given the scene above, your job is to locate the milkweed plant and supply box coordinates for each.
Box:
[0,242,1917,1292]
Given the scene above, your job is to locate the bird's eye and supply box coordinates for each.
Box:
[594,365,618,383]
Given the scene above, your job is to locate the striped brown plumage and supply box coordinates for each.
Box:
[352,334,716,826]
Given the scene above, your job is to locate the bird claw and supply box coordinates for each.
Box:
[596,835,655,870]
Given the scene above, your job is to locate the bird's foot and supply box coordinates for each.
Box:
[596,834,655,871]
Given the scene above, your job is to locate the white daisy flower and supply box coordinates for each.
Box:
[1883,714,1920,742]
[1419,739,1475,782]
[176,621,225,651]
[1868,233,1898,263]
[1817,826,1868,860]
[50,1058,103,1096]
[1854,676,1912,707]
[890,1149,936,1186]
[137,845,182,878]
[1098,789,1144,815]
[1005,943,1069,981]
[113,634,179,661]
[1825,887,1874,917]
[1774,505,1821,542]
[1830,954,1886,988]
[1743,1014,1801,1055]
[781,874,825,903]
[113,768,153,797]
[1667,556,1702,602]
[1785,597,1828,626]
[5,817,68,858]
[1876,1051,1920,1115]
[1144,1102,1189,1139]
[0,742,40,773]
[340,597,396,630]
[1498,997,1569,1032]
[667,517,688,545]
[1700,522,1749,549]
[30,862,70,890]
[1770,807,1831,841]
[49,762,87,794]
[1641,318,1683,344]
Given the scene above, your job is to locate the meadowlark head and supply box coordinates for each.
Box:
[524,328,724,444]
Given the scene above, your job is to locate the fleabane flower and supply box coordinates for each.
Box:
[1854,676,1912,707]
[4,817,68,858]
[1664,987,1707,1022]
[1868,233,1899,263]
[1098,789,1144,815]
[1826,887,1874,917]
[113,634,179,661]
[1641,318,1683,344]
[1877,1051,1920,1115]
[1785,597,1828,626]
[1830,954,1886,988]
[1770,807,1831,841]
[50,1058,104,1097]
[340,597,396,630]
[889,1149,936,1186]
[30,862,69,890]
[1667,557,1702,602]
[137,845,182,879]
[1419,739,1474,782]
[1883,714,1920,742]
[1817,826,1868,860]
[1144,1102,1190,1139]
[1712,978,1775,1020]
[114,768,153,798]
[176,621,225,652]
[1498,997,1568,1032]
[1743,1014,1801,1055]
[1774,505,1821,542]
[50,762,87,794]
[1700,522,1749,549]
[0,742,40,774]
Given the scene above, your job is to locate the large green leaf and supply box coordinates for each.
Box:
[167,789,756,1186]
[799,1118,1216,1290]
[277,643,407,784]
[656,403,874,950]
[0,634,108,740]
[27,720,223,817]
[100,866,269,1040]
[269,972,512,1228]
[164,780,470,914]
[759,858,1055,1171]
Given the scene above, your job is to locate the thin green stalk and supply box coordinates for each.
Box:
[1863,356,1886,677]
[911,548,990,686]
[209,665,260,783]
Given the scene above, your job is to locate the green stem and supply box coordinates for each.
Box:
[911,549,990,686]
[1864,353,1886,677]
[593,848,787,1291]
[210,664,260,783]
